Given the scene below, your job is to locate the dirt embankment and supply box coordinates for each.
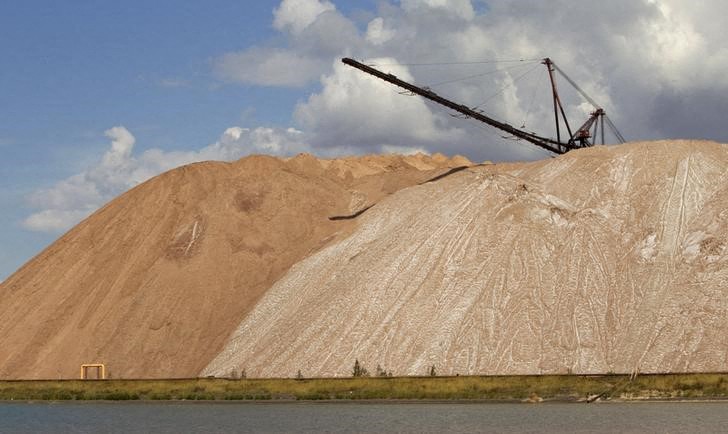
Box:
[6,140,728,381]
[0,152,469,379]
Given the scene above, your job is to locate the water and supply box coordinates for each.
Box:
[1,401,726,433]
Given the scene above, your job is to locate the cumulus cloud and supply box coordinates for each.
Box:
[214,0,358,88]
[215,48,325,87]
[23,126,310,233]
[400,0,475,20]
[273,0,336,35]
[100,126,135,171]
[212,0,728,161]
[22,209,96,234]
[365,18,395,46]
[294,58,466,152]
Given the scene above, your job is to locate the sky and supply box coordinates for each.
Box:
[2,0,728,280]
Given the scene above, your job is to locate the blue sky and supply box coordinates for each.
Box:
[1,1,305,278]
[3,1,296,158]
[2,0,727,280]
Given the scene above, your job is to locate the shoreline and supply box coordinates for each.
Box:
[1,373,727,402]
[3,398,728,405]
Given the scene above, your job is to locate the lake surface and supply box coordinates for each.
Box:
[1,401,726,433]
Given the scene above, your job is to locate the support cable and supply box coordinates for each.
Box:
[471,63,542,110]
[550,61,601,109]
[604,116,626,143]
[369,58,542,67]
[425,61,538,88]
[520,68,544,128]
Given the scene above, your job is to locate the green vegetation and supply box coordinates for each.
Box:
[375,364,393,377]
[1,373,727,402]
[351,359,369,377]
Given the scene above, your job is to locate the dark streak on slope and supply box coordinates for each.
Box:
[421,166,471,184]
[329,205,375,221]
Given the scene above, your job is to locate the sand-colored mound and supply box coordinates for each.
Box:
[204,140,728,378]
[0,152,469,379]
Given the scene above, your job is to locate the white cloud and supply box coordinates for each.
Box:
[214,0,358,88]
[27,173,103,212]
[294,8,360,55]
[294,58,465,152]
[365,17,395,46]
[400,0,475,20]
[273,0,336,35]
[22,209,96,234]
[215,48,325,87]
[100,126,134,168]
[23,126,310,234]
[211,0,728,157]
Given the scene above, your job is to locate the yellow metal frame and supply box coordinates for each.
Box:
[80,363,106,380]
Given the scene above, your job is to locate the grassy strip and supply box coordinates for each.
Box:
[1,374,727,402]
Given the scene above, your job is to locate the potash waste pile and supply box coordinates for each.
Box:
[0,152,470,379]
[2,140,728,379]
